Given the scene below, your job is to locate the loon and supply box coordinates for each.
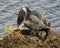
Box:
[17,7,50,30]
[17,7,50,40]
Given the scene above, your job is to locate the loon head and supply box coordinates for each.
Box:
[20,7,30,16]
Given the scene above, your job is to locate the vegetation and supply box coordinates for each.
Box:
[0,28,60,48]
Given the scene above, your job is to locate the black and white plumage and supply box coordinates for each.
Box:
[17,7,50,28]
[17,7,30,27]
[17,7,51,40]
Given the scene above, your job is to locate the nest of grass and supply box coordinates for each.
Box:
[0,28,60,48]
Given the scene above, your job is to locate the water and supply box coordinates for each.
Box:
[0,0,60,36]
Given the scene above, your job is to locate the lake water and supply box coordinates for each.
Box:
[0,0,60,36]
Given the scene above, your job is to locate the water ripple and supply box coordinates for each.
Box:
[0,0,60,36]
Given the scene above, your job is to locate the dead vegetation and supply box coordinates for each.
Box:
[0,28,60,48]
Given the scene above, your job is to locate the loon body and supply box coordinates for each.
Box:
[17,7,50,40]
[17,7,50,28]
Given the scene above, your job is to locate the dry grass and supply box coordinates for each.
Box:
[0,28,60,48]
